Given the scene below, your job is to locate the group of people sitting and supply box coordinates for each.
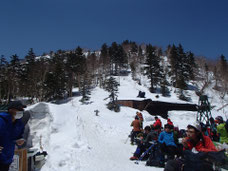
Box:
[129,112,228,171]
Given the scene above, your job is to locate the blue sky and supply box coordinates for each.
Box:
[0,0,227,60]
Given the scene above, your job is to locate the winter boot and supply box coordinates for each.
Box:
[130,156,138,160]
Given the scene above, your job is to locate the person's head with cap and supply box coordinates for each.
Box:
[186,122,202,140]
[155,116,158,120]
[164,124,173,133]
[8,101,26,121]
[215,116,224,124]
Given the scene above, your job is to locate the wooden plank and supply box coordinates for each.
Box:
[14,149,27,171]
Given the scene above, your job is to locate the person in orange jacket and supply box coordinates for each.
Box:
[130,116,141,145]
[136,111,144,128]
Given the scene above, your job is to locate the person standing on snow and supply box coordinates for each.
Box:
[136,111,144,129]
[130,115,141,145]
[0,101,26,171]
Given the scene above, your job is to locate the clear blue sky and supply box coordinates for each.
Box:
[0,0,227,60]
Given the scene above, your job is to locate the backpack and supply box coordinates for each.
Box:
[182,150,226,171]
[225,119,228,133]
[146,143,164,167]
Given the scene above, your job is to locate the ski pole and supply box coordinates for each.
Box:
[135,141,156,164]
[124,136,129,144]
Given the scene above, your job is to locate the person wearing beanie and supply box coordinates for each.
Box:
[158,124,177,159]
[0,101,26,171]
[215,116,228,144]
[167,118,174,127]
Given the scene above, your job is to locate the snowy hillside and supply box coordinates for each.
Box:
[26,75,228,171]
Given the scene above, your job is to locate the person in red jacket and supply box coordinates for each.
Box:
[164,123,217,171]
[152,116,162,130]
[130,116,141,145]
[182,124,217,152]
[167,118,174,127]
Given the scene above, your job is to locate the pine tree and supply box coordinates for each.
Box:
[80,72,91,104]
[168,44,178,87]
[218,54,228,97]
[130,42,138,53]
[0,55,8,101]
[109,42,127,75]
[219,54,227,80]
[75,46,86,90]
[104,76,120,111]
[117,44,128,71]
[44,51,67,101]
[160,67,170,97]
[138,45,143,64]
[65,52,78,97]
[7,54,21,100]
[176,44,187,90]
[109,42,118,75]
[144,44,162,93]
[213,66,219,90]
[99,43,110,87]
[35,56,50,101]
[23,48,39,99]
[104,76,119,102]
[185,51,196,80]
[100,43,109,73]
[204,63,209,83]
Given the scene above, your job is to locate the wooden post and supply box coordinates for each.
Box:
[13,149,27,171]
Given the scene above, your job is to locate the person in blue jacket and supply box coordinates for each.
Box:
[0,101,26,171]
[158,124,178,160]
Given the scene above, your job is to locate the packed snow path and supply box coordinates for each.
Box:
[28,89,165,171]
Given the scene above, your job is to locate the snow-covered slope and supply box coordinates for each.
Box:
[26,75,228,171]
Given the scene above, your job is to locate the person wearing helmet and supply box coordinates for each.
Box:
[215,116,228,144]
[164,123,218,171]
[181,123,217,152]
